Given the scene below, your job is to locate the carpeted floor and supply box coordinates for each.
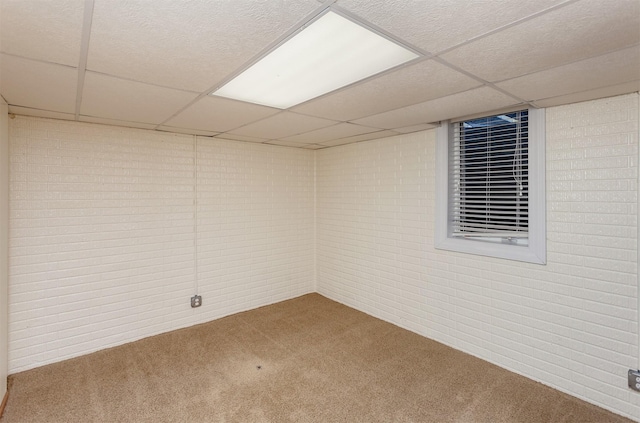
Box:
[0,294,633,422]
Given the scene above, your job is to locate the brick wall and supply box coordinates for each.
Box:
[8,117,314,372]
[195,139,315,321]
[316,93,640,420]
[6,93,640,419]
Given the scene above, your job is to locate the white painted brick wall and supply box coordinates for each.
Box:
[6,93,640,419]
[316,93,640,420]
[8,117,314,372]
[194,138,314,320]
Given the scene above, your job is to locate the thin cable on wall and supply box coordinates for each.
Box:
[193,135,199,296]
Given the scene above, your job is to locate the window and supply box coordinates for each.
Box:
[435,108,546,264]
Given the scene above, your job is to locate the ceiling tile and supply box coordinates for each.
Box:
[0,55,77,113]
[78,116,157,130]
[8,106,75,121]
[495,46,640,102]
[1,0,84,66]
[87,0,320,92]
[164,96,280,133]
[228,112,338,140]
[281,123,380,144]
[335,0,565,53]
[3,1,638,142]
[318,130,399,146]
[80,72,199,125]
[292,59,481,121]
[532,81,640,109]
[441,0,640,82]
[156,126,220,137]
[352,87,522,129]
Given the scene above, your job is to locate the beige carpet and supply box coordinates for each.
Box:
[0,294,633,423]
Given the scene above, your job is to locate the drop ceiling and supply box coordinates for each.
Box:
[0,0,638,149]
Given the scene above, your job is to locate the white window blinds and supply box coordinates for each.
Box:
[451,110,529,240]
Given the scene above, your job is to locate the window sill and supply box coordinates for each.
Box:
[435,236,546,264]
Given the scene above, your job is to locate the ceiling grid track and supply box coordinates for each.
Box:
[433,0,581,57]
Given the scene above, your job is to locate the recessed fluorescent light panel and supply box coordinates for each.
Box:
[210,11,420,109]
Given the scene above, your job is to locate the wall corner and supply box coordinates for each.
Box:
[0,99,8,411]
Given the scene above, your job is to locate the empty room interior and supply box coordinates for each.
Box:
[0,0,640,421]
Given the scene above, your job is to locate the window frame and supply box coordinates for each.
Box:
[435,107,546,264]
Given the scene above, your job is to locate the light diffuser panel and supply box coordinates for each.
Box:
[210,11,420,109]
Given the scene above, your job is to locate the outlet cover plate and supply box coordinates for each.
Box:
[191,295,202,308]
